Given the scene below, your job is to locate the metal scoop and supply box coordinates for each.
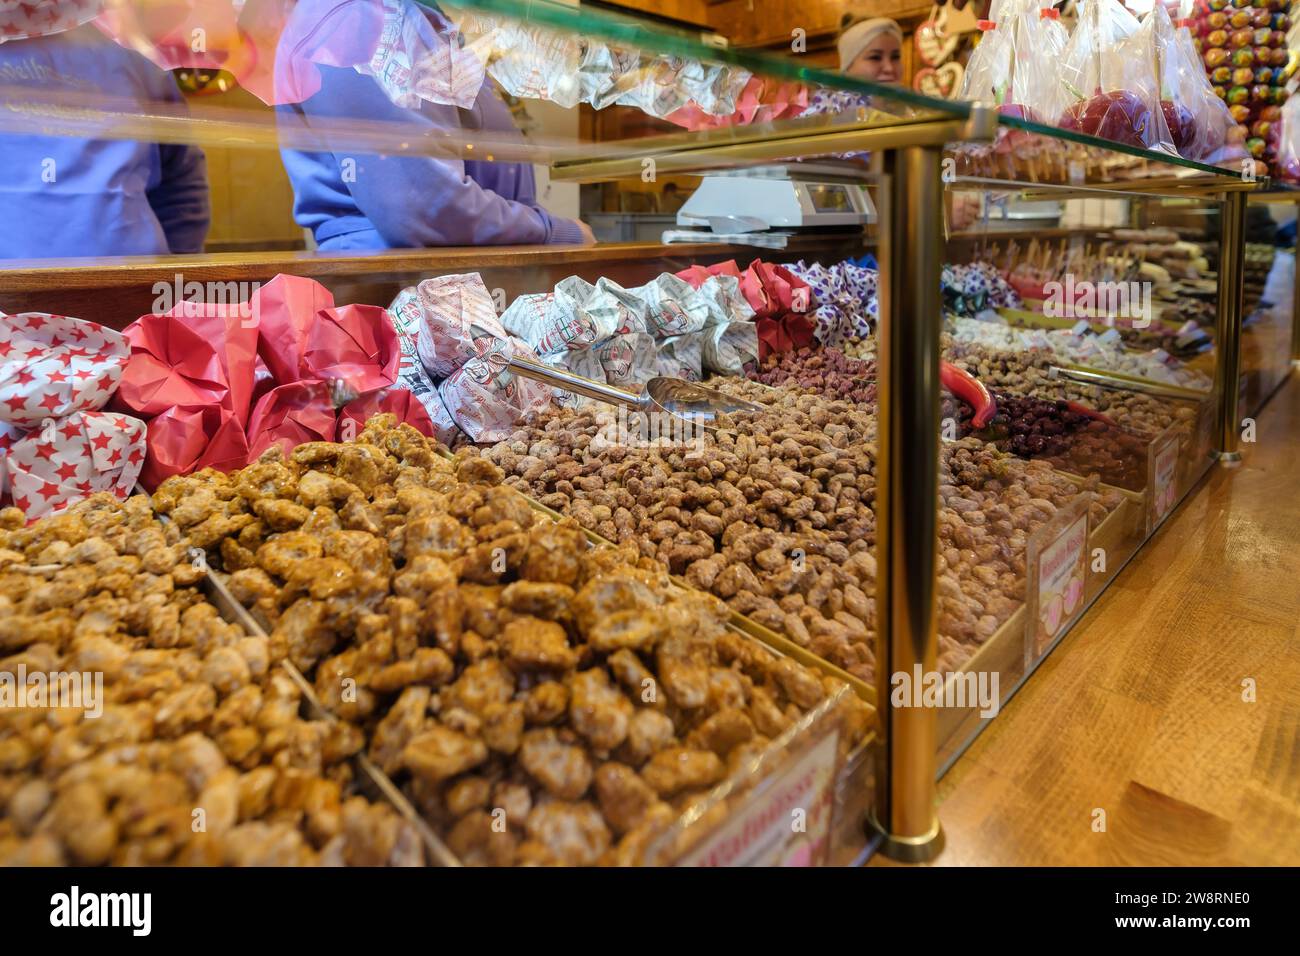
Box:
[508,355,765,426]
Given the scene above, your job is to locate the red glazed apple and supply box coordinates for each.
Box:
[1059,90,1155,148]
[1161,100,1197,153]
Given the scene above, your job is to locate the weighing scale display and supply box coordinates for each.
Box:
[807,184,852,213]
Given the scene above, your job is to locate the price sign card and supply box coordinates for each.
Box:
[676,730,840,867]
[1147,424,1182,535]
[1025,495,1091,668]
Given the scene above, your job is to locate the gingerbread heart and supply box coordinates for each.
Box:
[914,61,965,99]
[915,8,959,67]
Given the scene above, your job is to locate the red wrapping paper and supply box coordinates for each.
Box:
[338,388,436,441]
[139,405,249,490]
[305,304,401,399]
[675,260,742,288]
[740,261,810,318]
[116,273,431,485]
[253,272,338,385]
[116,295,261,488]
[663,77,811,131]
[676,258,810,320]
[255,275,399,399]
[116,299,260,422]
[245,379,337,461]
[5,410,146,520]
[756,316,816,360]
[1006,275,1048,302]
[1,312,129,428]
[675,260,812,363]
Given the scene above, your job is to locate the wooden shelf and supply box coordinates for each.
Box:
[0,235,865,329]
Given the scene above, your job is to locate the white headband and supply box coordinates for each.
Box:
[838,18,903,73]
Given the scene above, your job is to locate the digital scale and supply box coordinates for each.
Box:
[675,163,876,234]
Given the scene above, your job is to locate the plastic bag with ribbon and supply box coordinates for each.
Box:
[1279,94,1300,183]
[1056,0,1174,153]
[1008,5,1072,124]
[959,0,1024,111]
[1155,7,1248,166]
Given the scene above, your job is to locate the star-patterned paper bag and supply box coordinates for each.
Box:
[0,0,101,42]
[4,410,146,520]
[0,420,24,502]
[1,312,129,429]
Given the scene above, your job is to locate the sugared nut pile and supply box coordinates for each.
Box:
[0,495,422,867]
[942,340,1198,440]
[750,347,876,405]
[956,392,1150,491]
[483,394,881,679]
[479,390,1118,678]
[841,337,876,365]
[167,415,870,866]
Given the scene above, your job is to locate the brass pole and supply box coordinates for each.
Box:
[867,144,944,861]
[1214,191,1247,464]
[1291,211,1300,364]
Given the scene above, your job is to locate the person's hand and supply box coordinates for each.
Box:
[576,220,596,246]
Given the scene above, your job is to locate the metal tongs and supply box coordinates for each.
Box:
[1049,363,1212,403]
[507,355,765,427]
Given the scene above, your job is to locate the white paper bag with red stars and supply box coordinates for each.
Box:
[0,312,129,428]
[5,411,146,520]
[0,0,101,41]
[0,420,24,502]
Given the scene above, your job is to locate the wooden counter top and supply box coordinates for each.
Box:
[0,236,866,291]
[0,235,868,330]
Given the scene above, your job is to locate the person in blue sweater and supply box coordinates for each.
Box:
[0,24,210,260]
[277,3,591,251]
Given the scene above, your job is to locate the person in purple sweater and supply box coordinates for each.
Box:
[0,24,210,259]
[277,4,591,251]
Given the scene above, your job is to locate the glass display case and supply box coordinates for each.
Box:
[1,0,1291,868]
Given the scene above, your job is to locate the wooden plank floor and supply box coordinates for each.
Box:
[921,371,1300,866]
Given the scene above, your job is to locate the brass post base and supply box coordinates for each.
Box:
[1213,450,1243,466]
[864,811,945,863]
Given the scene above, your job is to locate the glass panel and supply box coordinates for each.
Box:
[0,0,1273,865]
[0,0,1259,265]
[937,178,1227,764]
[1240,193,1299,417]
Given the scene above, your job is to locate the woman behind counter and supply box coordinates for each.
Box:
[836,15,978,232]
[838,17,904,83]
[0,24,210,260]
[277,2,592,252]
